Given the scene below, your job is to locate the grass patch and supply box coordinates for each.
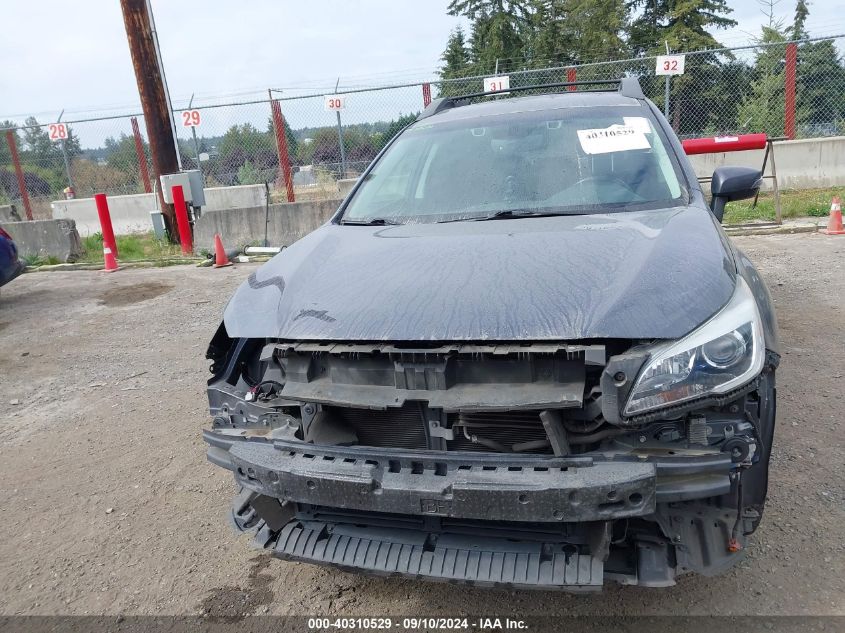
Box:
[724,187,840,224]
[79,232,186,264]
[22,253,62,267]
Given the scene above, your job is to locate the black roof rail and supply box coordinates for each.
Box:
[417,75,645,120]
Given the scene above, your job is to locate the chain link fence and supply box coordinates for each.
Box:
[2,36,844,220]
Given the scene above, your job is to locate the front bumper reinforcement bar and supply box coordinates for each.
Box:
[205,433,734,523]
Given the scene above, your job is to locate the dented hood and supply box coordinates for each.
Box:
[223,206,736,341]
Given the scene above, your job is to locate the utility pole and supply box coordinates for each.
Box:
[120,0,179,240]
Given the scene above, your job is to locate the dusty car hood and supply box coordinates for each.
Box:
[223,206,736,341]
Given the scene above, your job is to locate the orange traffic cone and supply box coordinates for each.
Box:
[212,234,233,268]
[102,245,119,272]
[821,196,845,235]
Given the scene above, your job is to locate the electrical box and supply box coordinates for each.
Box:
[160,170,205,207]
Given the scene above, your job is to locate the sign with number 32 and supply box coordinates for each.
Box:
[656,55,685,76]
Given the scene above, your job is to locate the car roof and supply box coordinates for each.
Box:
[418,91,644,125]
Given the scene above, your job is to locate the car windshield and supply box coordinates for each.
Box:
[341,103,687,224]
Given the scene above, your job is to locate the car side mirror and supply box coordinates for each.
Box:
[710,166,763,223]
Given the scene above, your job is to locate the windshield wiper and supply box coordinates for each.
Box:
[341,217,403,226]
[437,209,581,223]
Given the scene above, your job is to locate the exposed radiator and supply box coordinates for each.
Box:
[327,404,428,450]
[448,410,550,453]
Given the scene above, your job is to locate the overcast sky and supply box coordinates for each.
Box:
[1,0,843,125]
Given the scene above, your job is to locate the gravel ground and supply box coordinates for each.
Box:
[0,233,843,618]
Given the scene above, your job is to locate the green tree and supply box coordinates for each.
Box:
[441,26,470,76]
[791,1,845,131]
[0,121,19,168]
[104,133,147,175]
[236,160,263,185]
[735,21,809,136]
[563,0,629,63]
[439,27,473,96]
[628,0,736,55]
[449,1,529,72]
[524,1,572,67]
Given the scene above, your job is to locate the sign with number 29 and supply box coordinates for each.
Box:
[182,110,201,127]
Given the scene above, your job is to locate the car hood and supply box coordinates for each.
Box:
[223,206,736,341]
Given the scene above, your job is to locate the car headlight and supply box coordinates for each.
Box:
[624,277,765,416]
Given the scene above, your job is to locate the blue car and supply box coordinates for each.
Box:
[0,225,25,289]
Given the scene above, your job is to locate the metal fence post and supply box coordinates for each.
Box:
[56,111,75,191]
[5,129,33,220]
[784,42,798,140]
[334,78,347,180]
[336,110,347,180]
[271,99,295,203]
[130,117,153,193]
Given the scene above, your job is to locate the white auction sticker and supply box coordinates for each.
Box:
[623,116,652,134]
[577,125,650,155]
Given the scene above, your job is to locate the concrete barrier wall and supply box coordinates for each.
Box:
[194,198,341,251]
[0,204,22,223]
[4,219,83,262]
[688,135,845,191]
[50,184,268,236]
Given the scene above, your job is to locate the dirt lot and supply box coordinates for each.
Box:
[0,233,843,618]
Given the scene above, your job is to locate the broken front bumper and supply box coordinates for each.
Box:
[205,431,739,589]
[205,431,733,523]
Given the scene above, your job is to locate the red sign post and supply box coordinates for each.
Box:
[171,185,193,255]
[5,130,33,220]
[271,99,295,203]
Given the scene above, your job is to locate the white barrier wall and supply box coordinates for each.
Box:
[50,184,268,235]
[688,135,845,191]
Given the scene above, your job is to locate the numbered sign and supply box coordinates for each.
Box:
[656,55,686,76]
[484,76,510,93]
[48,123,68,141]
[324,95,346,111]
[181,110,201,127]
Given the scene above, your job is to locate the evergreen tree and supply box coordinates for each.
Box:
[525,0,574,67]
[563,0,629,63]
[22,117,62,167]
[736,22,805,136]
[628,0,736,55]
[0,121,19,168]
[449,0,529,72]
[791,0,809,38]
[791,2,845,131]
[441,26,471,77]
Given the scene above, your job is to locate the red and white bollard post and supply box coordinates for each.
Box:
[94,193,119,272]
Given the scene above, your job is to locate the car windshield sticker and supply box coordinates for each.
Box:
[577,124,651,155]
[623,116,653,134]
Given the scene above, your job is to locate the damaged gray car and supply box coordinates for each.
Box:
[203,77,779,590]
